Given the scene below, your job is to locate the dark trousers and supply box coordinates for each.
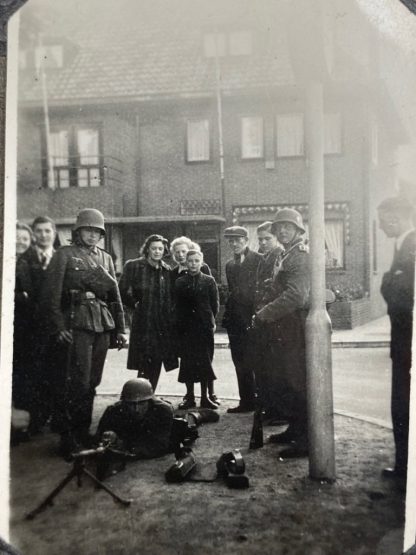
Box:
[53,330,110,435]
[228,330,255,406]
[137,356,163,391]
[391,356,411,474]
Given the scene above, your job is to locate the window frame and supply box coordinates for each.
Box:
[41,122,103,188]
[185,118,211,164]
[275,113,305,159]
[323,112,343,156]
[241,115,264,160]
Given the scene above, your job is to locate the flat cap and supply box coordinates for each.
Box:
[377,196,414,216]
[224,226,249,238]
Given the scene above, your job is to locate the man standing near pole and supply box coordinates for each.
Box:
[222,226,261,413]
[254,208,310,458]
[378,196,415,490]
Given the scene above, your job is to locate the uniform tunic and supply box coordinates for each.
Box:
[175,272,219,383]
[97,397,174,459]
[256,239,310,435]
[43,241,125,433]
[119,258,178,390]
[380,229,415,474]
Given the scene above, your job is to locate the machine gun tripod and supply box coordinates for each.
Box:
[25,443,132,520]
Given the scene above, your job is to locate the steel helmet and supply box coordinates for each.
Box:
[121,378,154,402]
[73,208,106,235]
[272,208,305,234]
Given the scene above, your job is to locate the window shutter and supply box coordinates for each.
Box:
[187,120,210,162]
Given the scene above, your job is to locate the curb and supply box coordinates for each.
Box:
[213,341,390,349]
[96,393,392,429]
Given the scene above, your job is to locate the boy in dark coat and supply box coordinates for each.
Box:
[175,249,220,409]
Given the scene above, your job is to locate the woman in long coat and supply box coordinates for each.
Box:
[175,249,219,409]
[119,234,178,390]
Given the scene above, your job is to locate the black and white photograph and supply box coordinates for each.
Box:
[1,0,416,553]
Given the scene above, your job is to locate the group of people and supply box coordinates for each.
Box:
[12,197,415,480]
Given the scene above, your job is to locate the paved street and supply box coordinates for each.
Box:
[98,345,392,428]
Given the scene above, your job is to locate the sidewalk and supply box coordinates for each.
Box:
[214,315,390,349]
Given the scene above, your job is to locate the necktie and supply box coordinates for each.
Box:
[40,253,47,269]
[234,254,241,265]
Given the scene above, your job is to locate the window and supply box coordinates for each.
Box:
[44,125,101,188]
[324,113,342,154]
[186,119,210,162]
[241,117,263,159]
[35,45,64,70]
[229,31,252,56]
[276,114,304,157]
[303,219,344,268]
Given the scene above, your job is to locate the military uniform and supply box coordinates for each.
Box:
[43,241,126,439]
[97,397,174,459]
[256,238,310,438]
[380,229,415,476]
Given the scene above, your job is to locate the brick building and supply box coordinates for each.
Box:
[16,0,409,324]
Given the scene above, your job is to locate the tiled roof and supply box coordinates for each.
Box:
[19,0,374,105]
[18,0,296,104]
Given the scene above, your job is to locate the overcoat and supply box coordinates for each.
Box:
[256,238,310,427]
[175,272,219,383]
[380,228,415,473]
[222,248,262,332]
[119,257,178,371]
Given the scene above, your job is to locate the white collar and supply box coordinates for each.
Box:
[35,245,54,260]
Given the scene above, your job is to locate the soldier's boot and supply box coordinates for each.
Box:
[58,432,81,461]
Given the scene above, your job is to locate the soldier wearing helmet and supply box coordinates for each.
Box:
[42,208,128,458]
[96,378,175,459]
[254,207,310,458]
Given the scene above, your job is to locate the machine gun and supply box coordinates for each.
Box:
[25,435,132,520]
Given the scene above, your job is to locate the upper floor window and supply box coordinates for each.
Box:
[276,113,304,157]
[44,125,101,188]
[203,31,252,57]
[186,119,210,162]
[324,113,342,154]
[241,116,263,159]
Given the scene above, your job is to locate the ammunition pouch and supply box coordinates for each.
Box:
[81,265,117,298]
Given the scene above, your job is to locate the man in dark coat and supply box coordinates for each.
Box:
[97,378,174,459]
[20,216,57,432]
[254,208,310,458]
[253,221,284,419]
[378,196,415,486]
[222,226,262,413]
[42,209,127,457]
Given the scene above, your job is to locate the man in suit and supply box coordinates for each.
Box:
[378,196,415,487]
[20,216,57,432]
[222,226,262,413]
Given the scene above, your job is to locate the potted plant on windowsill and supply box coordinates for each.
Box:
[328,283,371,329]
